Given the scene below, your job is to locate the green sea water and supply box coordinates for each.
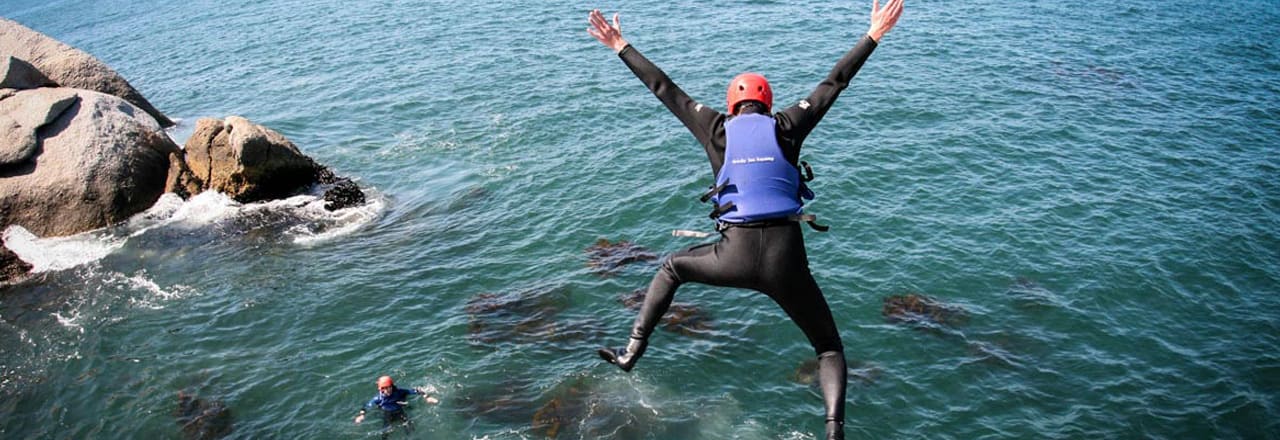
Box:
[1,0,1278,438]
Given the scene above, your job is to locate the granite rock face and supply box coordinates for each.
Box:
[0,18,173,127]
[0,88,179,237]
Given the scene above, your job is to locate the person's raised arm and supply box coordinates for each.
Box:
[586,9,723,153]
[776,0,904,146]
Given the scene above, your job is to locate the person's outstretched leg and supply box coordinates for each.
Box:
[758,224,848,440]
[819,350,848,440]
[600,231,756,372]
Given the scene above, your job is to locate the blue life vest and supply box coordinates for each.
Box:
[710,113,813,223]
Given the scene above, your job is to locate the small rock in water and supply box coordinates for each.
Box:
[465,287,570,345]
[584,238,657,276]
[175,391,233,440]
[882,293,968,328]
[618,288,714,336]
[322,177,365,211]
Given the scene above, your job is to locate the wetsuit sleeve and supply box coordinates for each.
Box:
[774,35,878,155]
[364,396,380,409]
[618,45,726,159]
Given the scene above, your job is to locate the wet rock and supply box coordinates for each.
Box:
[1,242,31,285]
[316,166,365,211]
[0,18,173,127]
[175,391,233,440]
[882,293,968,328]
[585,238,657,276]
[0,88,180,237]
[163,151,203,200]
[619,288,714,336]
[174,117,366,209]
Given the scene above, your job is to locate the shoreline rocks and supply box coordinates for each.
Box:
[0,88,179,238]
[1,17,173,127]
[0,17,367,283]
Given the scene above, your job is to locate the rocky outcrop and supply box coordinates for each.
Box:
[179,116,321,202]
[0,88,179,237]
[0,18,364,245]
[173,116,365,209]
[0,17,173,127]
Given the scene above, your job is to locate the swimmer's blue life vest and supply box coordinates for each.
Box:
[705,113,822,229]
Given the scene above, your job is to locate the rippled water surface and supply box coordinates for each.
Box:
[2,0,1278,438]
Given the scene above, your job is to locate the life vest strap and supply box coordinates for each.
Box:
[708,201,736,219]
[700,180,731,203]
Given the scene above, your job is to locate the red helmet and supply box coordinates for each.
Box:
[726,72,772,115]
[377,376,394,388]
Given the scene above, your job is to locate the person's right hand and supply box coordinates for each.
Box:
[354,413,365,424]
[867,0,904,42]
[587,9,629,53]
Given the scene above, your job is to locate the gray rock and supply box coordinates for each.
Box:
[0,17,173,127]
[0,87,78,166]
[0,89,179,237]
[181,116,322,203]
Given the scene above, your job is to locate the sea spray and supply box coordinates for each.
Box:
[2,226,124,273]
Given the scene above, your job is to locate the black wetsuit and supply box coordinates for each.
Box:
[614,35,878,437]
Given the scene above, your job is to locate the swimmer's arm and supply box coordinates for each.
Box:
[413,386,440,404]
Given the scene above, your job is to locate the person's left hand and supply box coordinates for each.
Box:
[587,9,628,53]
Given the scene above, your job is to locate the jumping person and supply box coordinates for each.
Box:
[354,375,438,439]
[586,2,904,439]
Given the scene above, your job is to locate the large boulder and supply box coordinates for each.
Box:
[0,17,173,127]
[0,88,179,237]
[180,116,324,203]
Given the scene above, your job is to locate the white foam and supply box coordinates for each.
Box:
[118,271,194,310]
[2,225,125,273]
[53,310,84,333]
[290,194,385,245]
[4,187,384,273]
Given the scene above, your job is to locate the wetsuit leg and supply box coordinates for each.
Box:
[379,410,411,439]
[753,224,847,439]
[630,230,758,341]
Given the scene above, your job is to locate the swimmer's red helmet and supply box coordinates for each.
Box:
[377,376,394,388]
[726,72,772,115]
